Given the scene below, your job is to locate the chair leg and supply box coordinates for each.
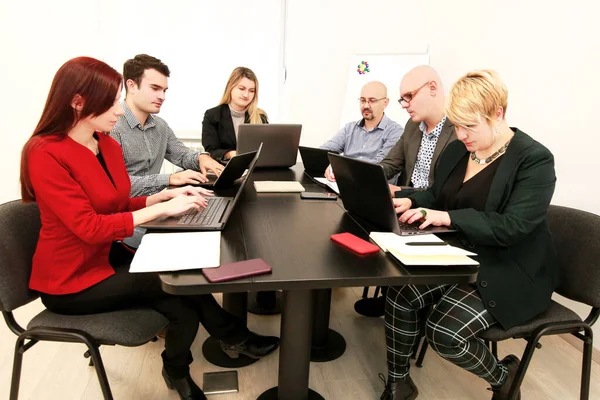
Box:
[9,336,26,400]
[580,326,593,400]
[83,349,95,366]
[84,343,113,400]
[361,287,369,298]
[507,336,539,400]
[374,286,381,298]
[415,340,428,368]
[492,341,498,359]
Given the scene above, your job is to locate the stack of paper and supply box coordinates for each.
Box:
[369,232,479,266]
[254,181,305,193]
[130,232,221,273]
[314,177,339,194]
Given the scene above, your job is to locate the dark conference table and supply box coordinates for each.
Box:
[160,164,478,400]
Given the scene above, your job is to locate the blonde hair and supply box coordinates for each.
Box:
[446,69,508,127]
[219,67,267,124]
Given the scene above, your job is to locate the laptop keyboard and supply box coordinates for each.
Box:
[178,197,225,225]
[398,221,423,231]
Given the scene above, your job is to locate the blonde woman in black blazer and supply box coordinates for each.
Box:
[202,67,268,162]
[380,70,559,400]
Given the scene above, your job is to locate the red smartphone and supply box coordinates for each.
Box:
[330,232,380,255]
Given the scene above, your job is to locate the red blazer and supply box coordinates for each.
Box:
[28,133,148,295]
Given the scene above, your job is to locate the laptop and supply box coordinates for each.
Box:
[328,153,457,236]
[140,144,262,231]
[237,124,302,168]
[200,150,256,189]
[298,146,338,174]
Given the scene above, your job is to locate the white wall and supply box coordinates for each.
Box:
[1,0,599,347]
[0,0,106,204]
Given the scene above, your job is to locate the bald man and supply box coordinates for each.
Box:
[355,67,457,318]
[321,81,403,181]
[381,65,457,193]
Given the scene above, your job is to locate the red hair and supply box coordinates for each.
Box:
[20,57,122,202]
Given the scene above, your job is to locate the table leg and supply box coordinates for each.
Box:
[202,292,258,368]
[247,291,283,315]
[257,289,324,400]
[310,288,346,362]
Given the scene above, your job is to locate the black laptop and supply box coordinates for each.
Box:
[237,124,302,168]
[200,150,256,189]
[140,144,262,231]
[298,146,338,174]
[328,153,457,236]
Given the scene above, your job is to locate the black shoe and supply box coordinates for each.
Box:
[220,332,279,359]
[162,368,207,400]
[379,373,419,400]
[354,296,386,317]
[488,354,521,400]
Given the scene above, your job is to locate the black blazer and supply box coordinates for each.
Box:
[380,118,457,186]
[201,104,268,161]
[409,129,560,329]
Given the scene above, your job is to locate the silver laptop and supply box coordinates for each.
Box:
[328,153,457,236]
[237,124,302,168]
[140,145,262,231]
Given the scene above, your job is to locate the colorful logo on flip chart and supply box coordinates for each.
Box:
[357,61,370,75]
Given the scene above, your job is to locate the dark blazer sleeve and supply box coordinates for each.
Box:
[448,144,556,247]
[202,106,230,161]
[379,133,406,180]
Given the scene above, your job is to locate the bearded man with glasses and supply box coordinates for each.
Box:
[321,81,403,181]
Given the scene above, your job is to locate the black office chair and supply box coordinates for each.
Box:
[0,200,169,400]
[414,205,599,400]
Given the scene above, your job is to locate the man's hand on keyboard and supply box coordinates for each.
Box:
[169,169,209,185]
[161,194,208,217]
[392,198,412,214]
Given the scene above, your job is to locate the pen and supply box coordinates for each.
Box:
[405,242,448,246]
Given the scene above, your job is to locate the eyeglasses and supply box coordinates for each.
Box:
[398,81,430,105]
[358,97,386,106]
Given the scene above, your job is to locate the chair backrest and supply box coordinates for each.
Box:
[0,200,41,312]
[547,205,600,308]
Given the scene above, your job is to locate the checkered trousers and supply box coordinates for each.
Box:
[384,283,508,386]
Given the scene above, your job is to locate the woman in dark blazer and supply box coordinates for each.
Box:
[202,67,268,162]
[380,70,559,400]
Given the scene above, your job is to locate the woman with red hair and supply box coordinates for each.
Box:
[20,57,278,400]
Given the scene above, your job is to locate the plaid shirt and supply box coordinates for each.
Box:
[110,102,205,196]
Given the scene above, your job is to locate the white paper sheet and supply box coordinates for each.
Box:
[130,232,221,273]
[314,177,340,194]
[254,181,306,193]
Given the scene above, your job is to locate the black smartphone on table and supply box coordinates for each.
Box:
[300,192,338,200]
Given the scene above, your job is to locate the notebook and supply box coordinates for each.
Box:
[202,258,272,282]
[369,231,479,266]
[254,181,305,192]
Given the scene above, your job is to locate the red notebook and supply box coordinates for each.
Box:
[330,232,380,255]
[202,258,272,283]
